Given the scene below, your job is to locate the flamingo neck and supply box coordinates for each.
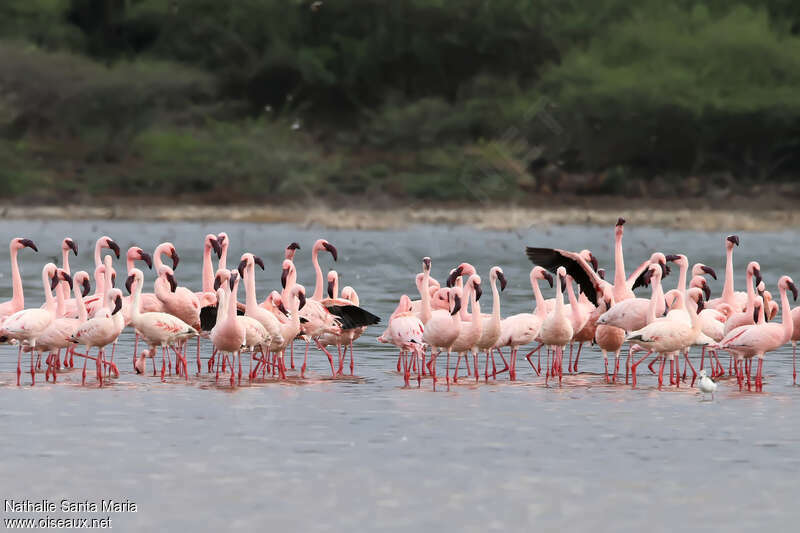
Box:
[745,270,756,312]
[722,246,734,300]
[55,282,65,318]
[202,244,214,293]
[219,243,228,271]
[555,276,565,317]
[421,269,431,324]
[131,278,142,324]
[10,246,24,309]
[94,240,102,270]
[469,291,482,333]
[75,279,88,322]
[227,280,239,326]
[780,287,792,339]
[566,279,582,325]
[647,277,662,323]
[532,276,547,319]
[491,275,501,326]
[677,262,688,297]
[614,230,626,290]
[42,270,56,316]
[61,248,71,275]
[312,247,324,300]
[244,265,259,312]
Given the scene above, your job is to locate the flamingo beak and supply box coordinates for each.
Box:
[140,251,153,269]
[278,302,288,315]
[229,272,238,290]
[423,257,431,270]
[287,242,300,251]
[213,276,222,291]
[237,259,247,278]
[167,273,178,293]
[597,268,606,280]
[543,272,554,288]
[789,281,798,301]
[754,268,762,287]
[451,294,461,316]
[322,242,338,261]
[701,265,717,280]
[753,307,760,322]
[559,275,566,291]
[660,262,670,277]
[727,235,740,246]
[665,254,680,262]
[702,281,711,301]
[111,272,116,287]
[474,283,483,301]
[170,248,180,269]
[298,291,306,310]
[50,272,59,291]
[643,268,654,286]
[254,256,265,270]
[20,238,38,252]
[281,268,289,288]
[497,271,507,291]
[112,295,122,315]
[125,274,134,294]
[107,239,121,259]
[616,217,625,226]
[696,298,704,312]
[211,238,222,258]
[67,239,78,255]
[82,277,91,297]
[60,271,73,290]
[327,279,335,299]
[589,254,599,272]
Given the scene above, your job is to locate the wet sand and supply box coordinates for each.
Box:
[2,201,798,231]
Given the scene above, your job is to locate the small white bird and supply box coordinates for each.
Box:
[698,369,718,400]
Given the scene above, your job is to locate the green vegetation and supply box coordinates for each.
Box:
[1,0,799,202]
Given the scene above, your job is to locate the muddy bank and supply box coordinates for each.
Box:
[1,202,797,231]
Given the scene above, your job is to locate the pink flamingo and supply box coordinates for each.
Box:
[310,239,339,300]
[80,236,120,314]
[68,287,124,387]
[217,232,229,271]
[723,261,762,335]
[37,271,91,381]
[473,267,506,382]
[716,276,797,391]
[495,267,553,380]
[0,237,38,322]
[422,287,462,389]
[450,275,482,383]
[539,267,574,385]
[210,272,245,386]
[707,235,747,311]
[611,217,636,303]
[596,253,669,332]
[594,293,626,382]
[155,264,201,331]
[238,254,283,375]
[255,284,306,379]
[128,268,198,379]
[1,264,68,385]
[378,295,425,386]
[318,270,359,375]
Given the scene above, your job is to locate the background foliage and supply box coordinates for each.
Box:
[1,0,799,201]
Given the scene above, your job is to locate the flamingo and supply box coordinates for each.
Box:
[1,264,68,385]
[594,295,626,382]
[154,265,201,331]
[473,267,506,382]
[595,253,669,332]
[80,236,120,314]
[421,287,461,389]
[237,254,283,376]
[127,268,198,380]
[210,272,245,386]
[37,271,91,381]
[716,275,797,391]
[611,217,636,303]
[450,275,482,383]
[378,295,425,386]
[257,284,306,380]
[0,237,38,323]
[539,267,574,385]
[495,266,553,380]
[723,262,762,335]
[69,286,124,387]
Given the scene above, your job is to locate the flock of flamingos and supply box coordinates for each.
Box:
[0,219,798,394]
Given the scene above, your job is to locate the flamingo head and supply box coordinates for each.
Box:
[108,289,123,315]
[285,242,300,260]
[579,250,598,272]
[217,232,228,249]
[169,246,180,270]
[159,266,178,292]
[446,266,463,288]
[205,234,222,258]
[690,276,711,301]
[327,270,338,298]
[321,240,338,261]
[726,235,740,248]
[665,254,688,270]
[747,262,762,287]
[13,237,38,252]
[128,247,153,269]
[62,238,78,256]
[692,263,717,280]
[649,253,669,278]
[779,276,798,301]
[281,259,295,289]
[213,268,230,291]
[73,271,91,297]
[615,217,626,229]
[229,270,238,290]
[468,275,482,301]
[492,266,507,291]
[532,266,553,288]
[449,289,462,316]
[57,269,73,290]
[101,236,120,259]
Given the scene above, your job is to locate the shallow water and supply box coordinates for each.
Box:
[1,220,799,532]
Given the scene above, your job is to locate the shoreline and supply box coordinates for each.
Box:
[1,202,798,231]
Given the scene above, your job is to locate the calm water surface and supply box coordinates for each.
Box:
[1,220,799,532]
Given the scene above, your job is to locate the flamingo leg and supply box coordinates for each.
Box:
[16,346,22,386]
[793,341,797,385]
[603,350,609,382]
[573,343,583,373]
[301,342,310,378]
[314,340,337,377]
[196,336,202,375]
[349,341,355,376]
[684,352,698,387]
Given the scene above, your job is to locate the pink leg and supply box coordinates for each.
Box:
[16,346,22,386]
[658,355,666,389]
[573,343,583,373]
[756,357,764,392]
[314,340,337,377]
[793,342,797,385]
[301,342,310,378]
[568,343,573,373]
[290,341,295,370]
[196,336,202,375]
[453,355,462,383]
[685,352,698,387]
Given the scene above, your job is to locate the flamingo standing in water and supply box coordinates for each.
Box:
[450,275,482,383]
[237,254,283,376]
[596,254,669,333]
[1,264,69,385]
[210,273,245,386]
[0,237,38,324]
[79,236,120,315]
[69,285,123,387]
[38,271,91,381]
[723,262,762,335]
[127,268,199,379]
[539,267,573,386]
[716,275,797,391]
[422,287,461,389]
[378,294,425,386]
[256,284,306,380]
[611,218,636,303]
[495,267,553,380]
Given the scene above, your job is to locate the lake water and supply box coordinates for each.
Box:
[1,219,799,532]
